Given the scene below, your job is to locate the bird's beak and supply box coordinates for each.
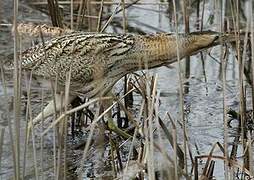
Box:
[211,33,238,46]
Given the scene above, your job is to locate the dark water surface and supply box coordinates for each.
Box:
[0,0,253,179]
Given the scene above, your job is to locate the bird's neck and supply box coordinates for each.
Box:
[107,34,188,79]
[126,34,187,72]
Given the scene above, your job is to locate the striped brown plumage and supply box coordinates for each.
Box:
[16,31,227,98]
[8,31,233,125]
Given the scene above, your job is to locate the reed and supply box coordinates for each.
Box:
[0,127,5,176]
[173,0,188,176]
[3,0,254,179]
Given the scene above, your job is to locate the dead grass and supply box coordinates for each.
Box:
[0,0,253,179]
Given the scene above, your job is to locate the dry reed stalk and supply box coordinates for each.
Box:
[100,2,121,33]
[123,125,139,175]
[241,9,252,172]
[251,0,254,123]
[219,1,229,179]
[63,67,72,180]
[142,75,151,178]
[76,89,134,179]
[235,0,246,164]
[196,0,200,30]
[199,0,208,93]
[121,0,127,33]
[159,115,184,169]
[201,142,224,177]
[30,1,169,6]
[22,61,38,180]
[42,96,112,135]
[87,0,91,31]
[196,154,254,178]
[121,0,131,127]
[0,127,5,176]
[169,112,178,179]
[76,0,85,29]
[115,139,123,171]
[250,1,254,175]
[0,0,2,24]
[101,0,140,21]
[172,0,188,175]
[148,75,158,180]
[22,72,33,179]
[56,144,61,179]
[0,65,16,179]
[154,93,168,178]
[47,0,63,27]
[39,87,45,180]
[55,92,64,179]
[200,0,205,31]
[52,78,58,178]
[96,0,104,32]
[109,134,117,177]
[28,98,39,180]
[13,0,21,178]
[229,0,250,172]
[183,128,194,172]
[37,29,59,178]
[222,46,230,180]
[182,0,190,94]
[71,0,74,29]
[248,136,254,176]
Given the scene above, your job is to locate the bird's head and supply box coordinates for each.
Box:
[184,31,236,56]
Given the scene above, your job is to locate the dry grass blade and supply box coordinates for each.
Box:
[182,0,190,94]
[63,66,72,180]
[22,72,33,179]
[70,0,73,29]
[251,0,254,119]
[195,154,254,179]
[2,0,254,179]
[47,0,63,27]
[247,134,253,176]
[13,0,21,178]
[202,142,224,177]
[100,2,121,33]
[172,0,188,174]
[96,0,104,32]
[0,64,16,180]
[41,96,112,136]
[168,112,178,179]
[0,127,5,175]
[76,89,135,179]
[159,114,184,169]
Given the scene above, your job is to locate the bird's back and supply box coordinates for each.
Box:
[19,32,136,93]
[6,31,232,96]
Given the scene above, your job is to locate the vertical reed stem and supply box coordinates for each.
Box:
[0,127,5,177]
[71,0,74,29]
[219,0,229,179]
[173,0,188,175]
[182,0,190,94]
[13,0,21,178]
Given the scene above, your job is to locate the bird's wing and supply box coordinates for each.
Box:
[20,32,136,86]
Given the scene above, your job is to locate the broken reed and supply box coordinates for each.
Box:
[3,0,254,179]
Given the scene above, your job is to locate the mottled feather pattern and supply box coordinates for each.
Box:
[6,31,224,97]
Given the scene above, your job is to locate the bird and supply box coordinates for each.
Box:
[5,31,235,129]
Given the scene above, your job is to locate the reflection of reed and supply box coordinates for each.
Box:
[2,0,254,179]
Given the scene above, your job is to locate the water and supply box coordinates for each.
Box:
[0,0,253,179]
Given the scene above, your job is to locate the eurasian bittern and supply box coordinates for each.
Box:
[6,31,235,131]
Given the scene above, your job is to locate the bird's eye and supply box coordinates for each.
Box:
[213,35,220,42]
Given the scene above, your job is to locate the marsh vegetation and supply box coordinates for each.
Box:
[0,0,254,179]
